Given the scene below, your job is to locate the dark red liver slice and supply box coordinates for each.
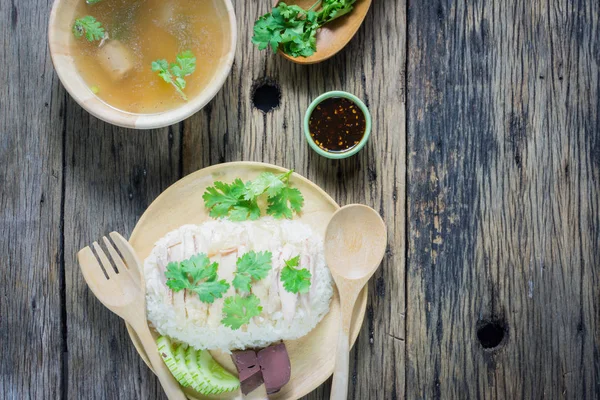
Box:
[257,342,291,395]
[231,350,263,395]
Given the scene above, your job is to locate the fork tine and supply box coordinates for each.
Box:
[109,232,142,287]
[93,241,118,279]
[103,236,128,274]
[77,246,109,296]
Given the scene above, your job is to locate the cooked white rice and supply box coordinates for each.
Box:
[144,218,333,352]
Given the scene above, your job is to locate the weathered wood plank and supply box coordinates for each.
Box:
[183,0,407,398]
[62,108,182,398]
[0,0,65,397]
[406,0,600,398]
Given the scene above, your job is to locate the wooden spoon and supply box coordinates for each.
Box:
[273,0,372,64]
[324,204,387,400]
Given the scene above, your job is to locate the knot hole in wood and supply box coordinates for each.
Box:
[251,78,281,113]
[476,319,507,350]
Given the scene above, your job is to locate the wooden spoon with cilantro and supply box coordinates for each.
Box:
[252,0,358,58]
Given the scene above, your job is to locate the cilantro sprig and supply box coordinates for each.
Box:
[221,294,263,330]
[280,255,312,294]
[72,16,105,42]
[165,253,230,303]
[232,251,273,292]
[151,51,197,101]
[252,0,357,58]
[202,171,304,221]
[203,179,261,221]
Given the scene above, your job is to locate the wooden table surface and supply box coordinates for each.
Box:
[2,0,599,398]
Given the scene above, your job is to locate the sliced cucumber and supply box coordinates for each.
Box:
[184,347,240,395]
[158,336,240,395]
[156,336,190,388]
[185,346,210,394]
[174,344,192,387]
[198,349,240,394]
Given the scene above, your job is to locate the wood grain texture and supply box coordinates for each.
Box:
[9,0,598,398]
[406,0,600,398]
[0,0,65,397]
[62,107,181,398]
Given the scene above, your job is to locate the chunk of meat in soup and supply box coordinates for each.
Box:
[97,40,135,81]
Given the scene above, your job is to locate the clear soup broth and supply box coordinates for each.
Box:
[72,0,229,113]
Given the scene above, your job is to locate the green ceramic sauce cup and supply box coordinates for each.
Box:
[304,91,372,159]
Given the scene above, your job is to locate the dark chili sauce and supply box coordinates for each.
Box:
[308,97,366,153]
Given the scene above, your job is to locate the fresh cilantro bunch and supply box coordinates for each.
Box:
[151,51,197,101]
[202,171,304,221]
[72,16,105,42]
[280,255,312,294]
[252,0,356,58]
[252,4,319,58]
[165,253,230,303]
[318,0,356,24]
[232,251,273,292]
[221,294,263,330]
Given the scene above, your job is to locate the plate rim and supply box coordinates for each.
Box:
[124,161,368,399]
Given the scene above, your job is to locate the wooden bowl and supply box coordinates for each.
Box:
[48,0,236,129]
[275,0,372,64]
[126,162,368,399]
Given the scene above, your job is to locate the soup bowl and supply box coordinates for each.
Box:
[48,0,236,129]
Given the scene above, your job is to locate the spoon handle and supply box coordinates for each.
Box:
[330,286,362,400]
[330,327,350,400]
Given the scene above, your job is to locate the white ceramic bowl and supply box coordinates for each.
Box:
[48,0,236,129]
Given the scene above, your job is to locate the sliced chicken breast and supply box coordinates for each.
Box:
[180,232,208,324]
[277,244,299,322]
[167,236,186,320]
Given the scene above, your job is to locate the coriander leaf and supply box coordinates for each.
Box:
[151,51,196,101]
[151,59,187,100]
[232,251,273,292]
[165,261,193,291]
[231,274,251,294]
[171,50,196,77]
[203,179,248,218]
[86,0,103,4]
[165,252,227,303]
[221,294,263,330]
[319,0,356,24]
[267,187,304,219]
[251,3,316,57]
[280,256,312,294]
[244,171,289,199]
[72,16,105,42]
[229,202,261,221]
[181,253,218,282]
[284,255,300,268]
[191,279,230,303]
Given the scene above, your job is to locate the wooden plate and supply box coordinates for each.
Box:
[125,161,368,399]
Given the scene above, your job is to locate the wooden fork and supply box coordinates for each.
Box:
[77,232,187,400]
